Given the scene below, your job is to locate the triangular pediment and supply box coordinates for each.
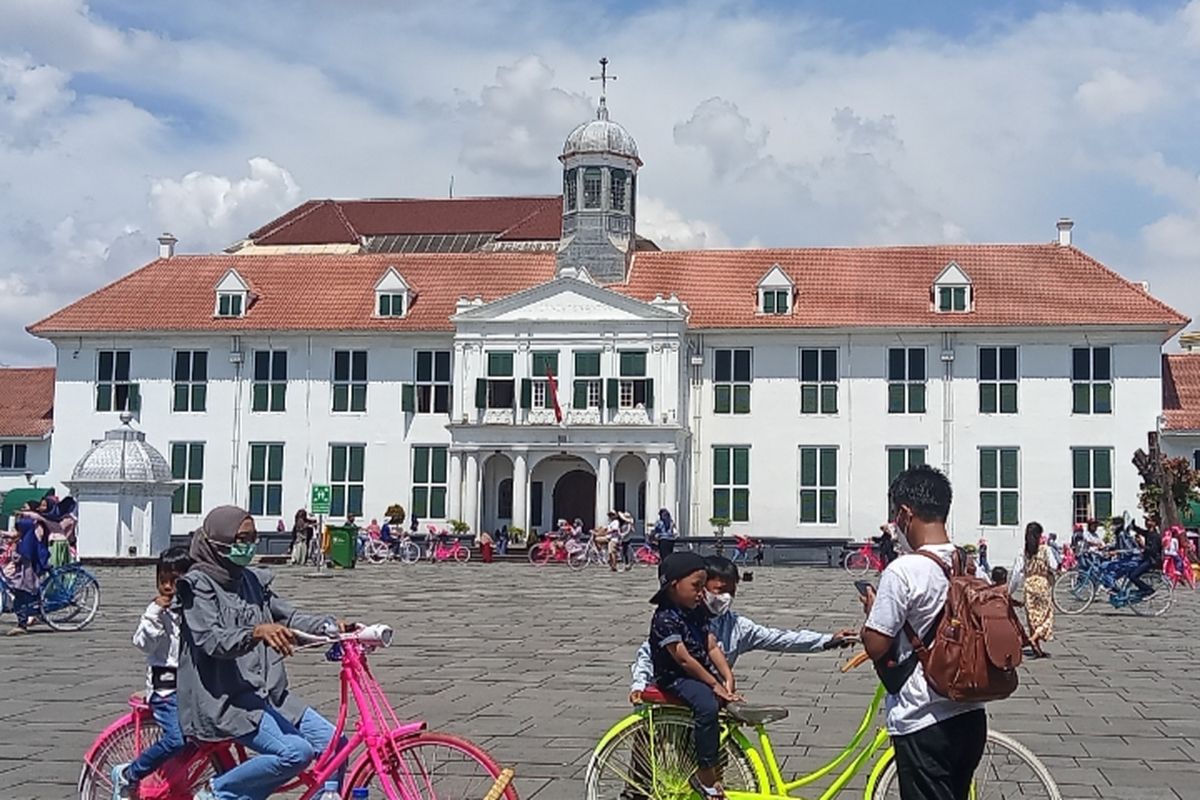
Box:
[215,269,248,293]
[454,277,683,323]
[374,267,410,292]
[934,261,972,285]
[757,264,794,288]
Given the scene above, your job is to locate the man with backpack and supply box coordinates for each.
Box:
[860,465,1023,800]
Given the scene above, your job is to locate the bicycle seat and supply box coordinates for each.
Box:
[724,702,789,726]
[640,686,685,706]
[127,693,150,711]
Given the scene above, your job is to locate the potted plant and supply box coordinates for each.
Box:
[709,516,730,557]
[448,519,471,541]
[508,526,526,548]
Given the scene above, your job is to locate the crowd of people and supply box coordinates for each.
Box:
[0,493,78,635]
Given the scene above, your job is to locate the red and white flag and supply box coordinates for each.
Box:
[546,367,563,423]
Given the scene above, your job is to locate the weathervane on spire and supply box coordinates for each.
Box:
[590,57,617,120]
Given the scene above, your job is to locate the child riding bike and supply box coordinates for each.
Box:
[177,506,353,800]
[109,547,192,800]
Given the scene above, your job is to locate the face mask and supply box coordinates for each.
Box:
[703,590,733,616]
[894,514,914,554]
[227,542,256,566]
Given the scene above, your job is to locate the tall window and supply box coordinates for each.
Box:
[573,351,602,409]
[248,443,283,516]
[1072,448,1113,523]
[530,481,544,528]
[479,352,515,409]
[583,167,602,208]
[173,351,208,413]
[0,443,27,470]
[610,168,627,211]
[411,446,447,519]
[564,168,577,211]
[979,346,1018,414]
[497,478,513,520]
[712,446,750,522]
[886,447,926,487]
[714,349,751,414]
[800,348,838,414]
[330,444,365,517]
[412,350,451,414]
[527,351,559,409]
[614,350,652,409]
[170,442,204,515]
[96,350,139,412]
[1072,347,1112,414]
[799,446,838,524]
[979,448,1019,526]
[332,350,367,412]
[252,351,287,412]
[761,289,790,315]
[938,286,968,312]
[887,348,926,413]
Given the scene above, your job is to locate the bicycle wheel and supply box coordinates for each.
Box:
[528,544,550,565]
[585,709,761,800]
[1050,570,1095,615]
[1125,573,1173,617]
[397,541,420,564]
[568,547,591,571]
[454,544,471,563]
[872,730,1061,800]
[80,716,235,800]
[345,731,518,799]
[366,541,388,564]
[40,566,99,631]
[845,551,872,577]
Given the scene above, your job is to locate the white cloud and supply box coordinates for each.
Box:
[637,196,730,250]
[673,97,768,179]
[0,55,74,146]
[1074,68,1164,121]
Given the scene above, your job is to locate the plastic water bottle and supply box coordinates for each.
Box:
[316,780,340,799]
[351,789,369,799]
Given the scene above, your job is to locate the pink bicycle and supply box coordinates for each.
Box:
[842,541,885,576]
[426,526,471,563]
[79,624,517,799]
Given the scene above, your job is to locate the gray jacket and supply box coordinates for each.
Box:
[176,567,333,741]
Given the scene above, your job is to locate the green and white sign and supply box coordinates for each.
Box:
[310,484,332,515]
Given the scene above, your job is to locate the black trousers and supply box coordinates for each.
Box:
[891,710,987,800]
[1128,558,1155,594]
[658,539,676,559]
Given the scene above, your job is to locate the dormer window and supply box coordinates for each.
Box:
[214,269,249,318]
[374,267,411,319]
[933,261,972,313]
[756,264,794,315]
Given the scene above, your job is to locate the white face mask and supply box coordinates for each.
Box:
[894,513,914,554]
[703,590,733,616]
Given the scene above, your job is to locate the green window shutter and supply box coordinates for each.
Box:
[999,383,1017,413]
[713,448,730,484]
[821,385,838,414]
[980,492,998,526]
[732,488,750,522]
[733,385,750,414]
[819,490,837,524]
[732,447,749,485]
[819,448,837,487]
[573,380,588,408]
[714,385,731,414]
[1000,492,1019,526]
[800,448,817,486]
[1072,383,1090,414]
[911,449,926,466]
[520,379,533,409]
[1095,492,1113,521]
[575,351,600,376]
[938,287,952,311]
[488,352,513,377]
[129,384,141,411]
[644,379,654,409]
[887,384,906,413]
[999,449,1018,489]
[799,489,817,523]
[348,446,364,482]
[909,384,926,414]
[1072,449,1091,489]
[189,444,204,479]
[267,445,283,481]
[1093,450,1112,488]
[332,384,349,412]
[432,447,448,483]
[412,447,429,483]
[763,291,775,314]
[620,351,646,377]
[331,446,347,482]
[412,487,429,519]
[401,384,415,413]
[96,384,112,412]
[271,384,286,412]
[887,449,906,484]
[173,384,189,412]
[378,294,389,316]
[800,385,818,414]
[979,383,997,413]
[475,379,487,409]
[1094,383,1112,414]
[192,384,206,412]
[249,445,266,482]
[252,383,268,412]
[171,444,187,480]
[607,378,619,407]
[713,488,730,520]
[980,449,998,488]
[172,486,184,514]
[351,384,367,412]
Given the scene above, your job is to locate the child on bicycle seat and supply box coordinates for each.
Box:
[648,552,741,799]
[631,556,856,703]
[109,547,192,800]
[176,506,351,800]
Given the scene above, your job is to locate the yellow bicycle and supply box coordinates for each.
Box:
[584,652,1060,800]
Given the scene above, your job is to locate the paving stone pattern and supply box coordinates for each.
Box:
[0,562,1196,799]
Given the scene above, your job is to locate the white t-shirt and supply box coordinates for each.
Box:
[865,543,985,736]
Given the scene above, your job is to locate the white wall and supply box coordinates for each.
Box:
[0,438,51,492]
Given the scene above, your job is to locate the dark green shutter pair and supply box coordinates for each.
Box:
[401,384,415,413]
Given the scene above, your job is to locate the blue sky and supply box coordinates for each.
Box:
[0,0,1197,363]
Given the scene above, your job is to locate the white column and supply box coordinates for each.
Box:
[463,452,479,533]
[595,453,612,525]
[664,455,678,526]
[448,451,463,521]
[646,454,661,524]
[512,452,528,534]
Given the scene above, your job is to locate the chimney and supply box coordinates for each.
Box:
[1056,218,1073,247]
[158,233,178,259]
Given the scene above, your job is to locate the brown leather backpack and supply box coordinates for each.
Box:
[903,549,1024,702]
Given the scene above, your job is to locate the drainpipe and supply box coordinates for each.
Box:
[940,333,955,476]
[689,335,704,537]
[230,336,244,501]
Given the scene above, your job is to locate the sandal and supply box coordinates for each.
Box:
[688,775,727,799]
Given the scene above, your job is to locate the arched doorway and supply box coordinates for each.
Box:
[554,470,596,530]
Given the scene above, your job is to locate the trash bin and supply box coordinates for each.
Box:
[327,525,357,569]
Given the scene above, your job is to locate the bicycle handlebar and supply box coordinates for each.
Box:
[840,651,871,673]
[290,623,394,648]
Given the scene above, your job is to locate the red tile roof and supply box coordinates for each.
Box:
[1163,353,1200,432]
[27,244,1187,336]
[0,367,55,438]
[248,196,564,246]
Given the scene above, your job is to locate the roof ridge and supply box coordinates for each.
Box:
[248,199,325,240]
[317,195,562,204]
[0,366,54,373]
[1066,246,1189,326]
[642,243,1062,256]
[495,203,558,240]
[329,201,360,242]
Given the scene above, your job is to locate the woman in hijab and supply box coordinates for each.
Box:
[177,506,348,800]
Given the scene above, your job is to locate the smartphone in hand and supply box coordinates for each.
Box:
[854,580,874,598]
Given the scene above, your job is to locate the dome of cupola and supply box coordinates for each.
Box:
[562,110,641,163]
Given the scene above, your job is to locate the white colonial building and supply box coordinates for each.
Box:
[24,92,1193,564]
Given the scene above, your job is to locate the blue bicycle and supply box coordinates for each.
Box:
[1052,550,1171,617]
[0,563,101,631]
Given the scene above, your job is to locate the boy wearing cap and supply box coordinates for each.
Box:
[648,552,742,799]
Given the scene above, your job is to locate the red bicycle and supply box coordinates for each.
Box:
[426,526,471,563]
[842,541,885,576]
[527,531,569,565]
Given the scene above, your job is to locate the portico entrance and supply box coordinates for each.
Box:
[553,469,596,531]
